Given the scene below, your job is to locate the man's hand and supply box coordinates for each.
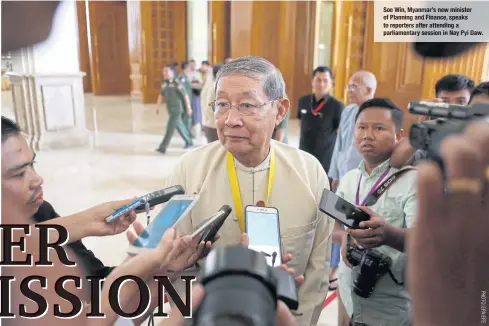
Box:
[127,220,220,273]
[156,107,160,115]
[186,107,192,116]
[347,206,391,249]
[407,121,489,326]
[240,233,305,287]
[101,226,192,325]
[65,198,137,241]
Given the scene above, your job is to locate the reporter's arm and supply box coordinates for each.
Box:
[37,198,137,243]
[385,226,408,252]
[37,213,92,243]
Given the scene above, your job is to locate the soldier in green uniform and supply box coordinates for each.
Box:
[178,61,193,135]
[156,65,193,154]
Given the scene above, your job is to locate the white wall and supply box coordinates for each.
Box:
[33,1,80,73]
[187,0,209,64]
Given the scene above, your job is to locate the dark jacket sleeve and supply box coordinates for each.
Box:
[32,201,114,278]
[333,99,344,130]
[297,96,305,119]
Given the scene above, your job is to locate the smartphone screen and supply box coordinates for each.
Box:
[246,208,282,267]
[319,190,369,229]
[131,198,195,249]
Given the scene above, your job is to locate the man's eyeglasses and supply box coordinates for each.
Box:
[210,100,276,117]
[345,84,361,91]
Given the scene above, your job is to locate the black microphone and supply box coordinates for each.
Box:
[135,185,185,212]
[218,204,233,217]
[199,205,233,245]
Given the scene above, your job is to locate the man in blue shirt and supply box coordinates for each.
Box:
[329,71,377,187]
[327,71,377,325]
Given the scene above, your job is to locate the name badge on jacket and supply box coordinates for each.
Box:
[300,109,307,115]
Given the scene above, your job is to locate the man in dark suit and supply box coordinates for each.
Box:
[298,66,344,175]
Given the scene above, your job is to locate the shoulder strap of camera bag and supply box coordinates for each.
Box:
[363,166,416,206]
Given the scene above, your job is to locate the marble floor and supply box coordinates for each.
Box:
[1,92,338,325]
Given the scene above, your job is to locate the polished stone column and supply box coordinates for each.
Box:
[6,1,89,151]
[187,0,209,63]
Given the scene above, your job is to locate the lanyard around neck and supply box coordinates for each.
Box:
[312,98,326,115]
[226,149,276,233]
[355,167,391,206]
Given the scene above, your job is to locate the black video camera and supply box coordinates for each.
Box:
[408,101,489,159]
[192,246,299,326]
[346,243,393,298]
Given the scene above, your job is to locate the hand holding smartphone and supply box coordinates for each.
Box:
[190,205,232,242]
[245,205,283,267]
[126,194,199,255]
[319,189,371,229]
[106,185,185,223]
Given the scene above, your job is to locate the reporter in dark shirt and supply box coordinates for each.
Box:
[2,116,136,279]
[32,201,115,278]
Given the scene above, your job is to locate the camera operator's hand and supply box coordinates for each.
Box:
[158,284,300,326]
[407,121,489,326]
[240,233,305,287]
[347,207,392,249]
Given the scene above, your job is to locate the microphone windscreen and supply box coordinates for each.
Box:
[220,205,233,215]
[412,42,482,58]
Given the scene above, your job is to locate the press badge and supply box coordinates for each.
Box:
[301,109,307,115]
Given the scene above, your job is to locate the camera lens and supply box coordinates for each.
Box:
[194,246,280,326]
[194,274,276,326]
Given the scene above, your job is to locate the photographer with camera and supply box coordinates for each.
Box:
[469,81,489,105]
[334,98,417,326]
[390,74,476,168]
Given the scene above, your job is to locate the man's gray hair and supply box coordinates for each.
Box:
[216,56,286,100]
[356,70,377,95]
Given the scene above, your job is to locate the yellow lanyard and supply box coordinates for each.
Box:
[226,149,276,233]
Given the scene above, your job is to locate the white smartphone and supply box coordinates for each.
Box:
[127,194,200,255]
[245,205,282,267]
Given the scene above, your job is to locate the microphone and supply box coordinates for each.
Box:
[198,205,233,245]
[135,185,185,212]
[218,204,233,217]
